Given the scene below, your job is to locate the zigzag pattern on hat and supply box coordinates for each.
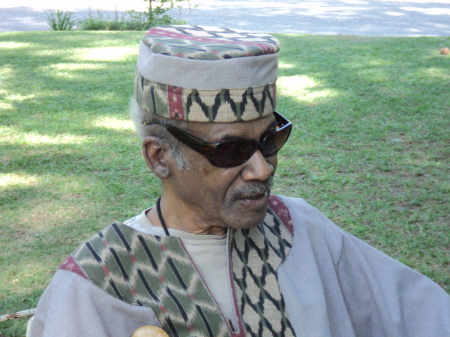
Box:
[135,73,276,122]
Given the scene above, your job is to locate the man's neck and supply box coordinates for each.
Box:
[146,197,228,236]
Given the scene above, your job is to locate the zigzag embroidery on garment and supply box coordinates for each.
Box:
[59,195,295,337]
[230,200,296,337]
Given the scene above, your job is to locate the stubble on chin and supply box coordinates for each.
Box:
[226,204,269,229]
[225,179,274,229]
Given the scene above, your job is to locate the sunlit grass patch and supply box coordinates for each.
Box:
[0,41,36,49]
[76,46,138,61]
[0,173,40,188]
[40,63,106,79]
[92,116,134,131]
[278,75,339,102]
[421,66,450,80]
[1,129,90,145]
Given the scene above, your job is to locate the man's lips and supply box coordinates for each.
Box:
[235,192,269,211]
[238,191,267,200]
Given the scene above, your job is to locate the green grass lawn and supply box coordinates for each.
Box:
[1,31,449,336]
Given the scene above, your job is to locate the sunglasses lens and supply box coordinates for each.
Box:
[209,123,292,168]
[210,141,256,168]
[262,125,292,157]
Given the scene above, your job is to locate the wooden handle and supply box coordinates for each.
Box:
[131,325,169,337]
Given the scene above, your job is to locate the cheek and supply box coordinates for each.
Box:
[268,155,278,172]
[200,167,240,198]
[183,159,236,200]
[258,154,278,177]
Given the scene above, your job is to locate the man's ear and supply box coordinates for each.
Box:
[142,136,170,179]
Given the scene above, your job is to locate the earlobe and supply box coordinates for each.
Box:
[143,137,170,179]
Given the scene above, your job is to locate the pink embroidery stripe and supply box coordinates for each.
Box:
[168,85,185,120]
[269,194,294,235]
[102,264,110,276]
[59,255,88,279]
[146,28,277,54]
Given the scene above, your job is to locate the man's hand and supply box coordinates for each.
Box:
[132,325,169,337]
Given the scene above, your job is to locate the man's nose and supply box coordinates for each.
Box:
[241,150,275,181]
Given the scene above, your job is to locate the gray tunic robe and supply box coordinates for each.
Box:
[29,196,450,337]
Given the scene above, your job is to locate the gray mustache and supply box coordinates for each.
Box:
[231,176,274,200]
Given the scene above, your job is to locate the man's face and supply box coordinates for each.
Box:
[165,113,278,232]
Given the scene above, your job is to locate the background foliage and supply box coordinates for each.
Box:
[46,10,77,31]
[46,0,191,31]
[0,31,449,336]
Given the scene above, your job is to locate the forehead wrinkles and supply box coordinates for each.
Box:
[186,115,276,143]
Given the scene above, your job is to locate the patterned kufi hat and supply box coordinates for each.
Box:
[134,25,280,122]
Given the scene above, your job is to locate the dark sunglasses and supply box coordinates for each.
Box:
[143,111,292,168]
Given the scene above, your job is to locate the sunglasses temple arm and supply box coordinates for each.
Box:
[167,127,218,156]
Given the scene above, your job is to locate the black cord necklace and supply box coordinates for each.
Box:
[156,197,170,236]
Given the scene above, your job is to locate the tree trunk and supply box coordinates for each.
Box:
[149,0,153,22]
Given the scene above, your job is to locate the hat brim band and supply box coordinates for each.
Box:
[137,41,279,90]
[134,73,276,122]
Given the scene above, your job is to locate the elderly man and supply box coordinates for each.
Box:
[29,25,449,337]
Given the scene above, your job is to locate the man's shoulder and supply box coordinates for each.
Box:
[75,222,134,250]
[273,194,315,210]
[58,222,135,279]
[271,194,328,224]
[272,194,345,241]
